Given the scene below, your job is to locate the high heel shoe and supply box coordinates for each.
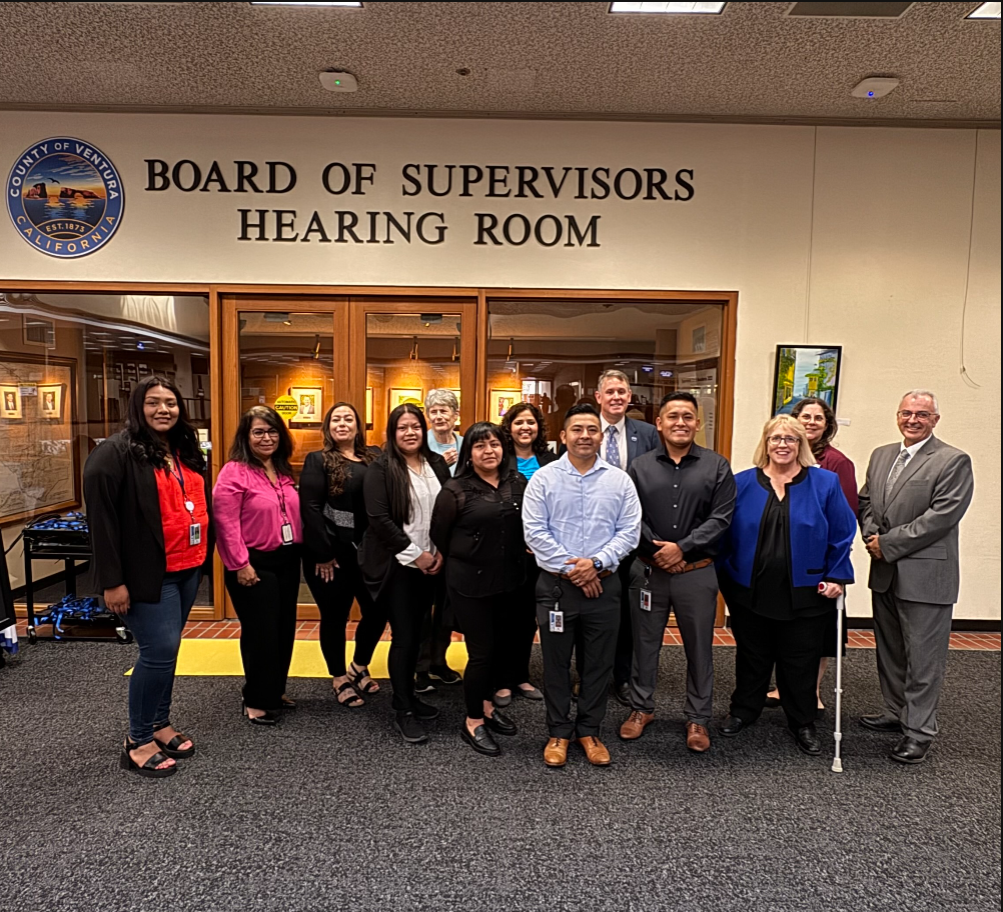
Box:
[153,723,195,759]
[242,701,280,726]
[120,739,177,778]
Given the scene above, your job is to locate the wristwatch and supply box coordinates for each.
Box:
[591,557,604,572]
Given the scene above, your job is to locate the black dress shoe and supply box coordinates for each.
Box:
[792,724,821,756]
[461,724,500,757]
[414,673,437,694]
[412,697,440,721]
[720,715,746,737]
[860,713,902,733]
[890,736,930,765]
[429,665,462,685]
[764,696,781,709]
[395,712,429,744]
[484,709,517,736]
[610,681,632,707]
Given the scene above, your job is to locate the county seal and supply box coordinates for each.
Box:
[6,137,124,258]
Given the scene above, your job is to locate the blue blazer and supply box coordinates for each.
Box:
[624,417,661,467]
[717,466,855,606]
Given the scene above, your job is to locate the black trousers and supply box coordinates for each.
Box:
[450,587,522,718]
[537,572,621,739]
[729,604,829,730]
[612,554,636,685]
[224,546,300,712]
[379,562,437,712]
[506,563,541,689]
[415,576,452,673]
[303,542,388,677]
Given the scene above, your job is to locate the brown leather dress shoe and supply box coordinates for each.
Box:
[543,737,570,767]
[620,710,655,740]
[686,722,711,753]
[577,736,611,766]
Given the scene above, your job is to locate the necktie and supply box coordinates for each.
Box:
[606,426,622,468]
[885,450,909,497]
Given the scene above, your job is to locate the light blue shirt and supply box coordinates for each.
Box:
[522,453,641,574]
[427,432,463,476]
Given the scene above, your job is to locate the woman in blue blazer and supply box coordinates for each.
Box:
[717,415,856,756]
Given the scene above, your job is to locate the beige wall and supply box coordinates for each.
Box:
[0,113,999,618]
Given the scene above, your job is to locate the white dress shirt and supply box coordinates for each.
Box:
[395,459,442,566]
[600,415,628,469]
[522,453,641,574]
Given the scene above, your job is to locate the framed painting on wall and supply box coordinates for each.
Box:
[290,387,323,424]
[389,388,423,410]
[489,388,521,420]
[771,345,842,416]
[38,384,65,420]
[1,386,22,419]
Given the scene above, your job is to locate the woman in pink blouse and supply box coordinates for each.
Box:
[214,406,303,724]
[767,396,858,712]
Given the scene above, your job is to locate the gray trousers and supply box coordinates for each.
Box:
[871,589,953,742]
[628,560,718,724]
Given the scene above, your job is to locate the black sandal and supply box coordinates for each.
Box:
[335,679,365,708]
[120,739,177,778]
[348,662,380,695]
[153,724,195,759]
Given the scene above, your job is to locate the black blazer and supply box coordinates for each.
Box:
[82,430,213,604]
[430,471,528,597]
[358,451,451,599]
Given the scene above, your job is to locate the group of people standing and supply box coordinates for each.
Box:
[84,372,973,778]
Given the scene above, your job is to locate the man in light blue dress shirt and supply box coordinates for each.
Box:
[523,404,642,768]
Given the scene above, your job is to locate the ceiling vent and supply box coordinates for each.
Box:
[786,2,914,17]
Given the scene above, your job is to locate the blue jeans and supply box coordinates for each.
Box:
[123,568,200,745]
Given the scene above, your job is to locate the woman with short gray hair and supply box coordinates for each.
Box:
[425,388,464,476]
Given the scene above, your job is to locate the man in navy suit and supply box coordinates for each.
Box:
[594,370,661,703]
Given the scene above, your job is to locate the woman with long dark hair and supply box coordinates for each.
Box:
[214,406,302,725]
[431,423,528,756]
[358,404,451,744]
[765,396,859,712]
[300,402,384,707]
[492,402,556,707]
[84,376,212,778]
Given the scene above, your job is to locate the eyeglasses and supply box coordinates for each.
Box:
[250,428,281,439]
[767,435,799,447]
[897,410,935,421]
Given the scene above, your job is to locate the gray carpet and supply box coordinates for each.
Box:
[1,643,999,912]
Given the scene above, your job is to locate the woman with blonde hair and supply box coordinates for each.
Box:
[716,415,856,756]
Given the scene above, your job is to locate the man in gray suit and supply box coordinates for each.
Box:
[858,390,974,765]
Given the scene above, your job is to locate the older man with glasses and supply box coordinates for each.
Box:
[858,390,974,765]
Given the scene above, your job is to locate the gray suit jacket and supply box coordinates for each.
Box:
[858,435,973,604]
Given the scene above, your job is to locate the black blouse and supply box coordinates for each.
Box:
[299,447,380,561]
[430,471,528,598]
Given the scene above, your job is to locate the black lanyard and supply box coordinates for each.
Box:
[266,471,289,522]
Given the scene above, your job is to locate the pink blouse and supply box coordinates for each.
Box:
[212,461,303,570]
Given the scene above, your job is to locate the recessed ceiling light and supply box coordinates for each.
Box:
[967,2,1001,18]
[250,2,362,6]
[609,2,726,13]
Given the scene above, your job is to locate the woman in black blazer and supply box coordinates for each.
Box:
[83,376,212,778]
[431,422,529,757]
[299,402,384,707]
[493,402,557,707]
[358,403,451,744]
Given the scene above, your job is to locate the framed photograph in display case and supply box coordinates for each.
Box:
[38,384,65,420]
[0,386,22,419]
[771,345,842,416]
[489,388,521,420]
[290,386,323,424]
[389,388,423,410]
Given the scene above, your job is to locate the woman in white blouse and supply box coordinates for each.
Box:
[358,404,453,744]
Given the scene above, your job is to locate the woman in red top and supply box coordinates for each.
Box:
[84,377,212,778]
[766,396,858,712]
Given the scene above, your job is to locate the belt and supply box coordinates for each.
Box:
[546,569,613,581]
[638,555,714,574]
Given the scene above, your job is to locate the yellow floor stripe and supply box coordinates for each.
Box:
[127,640,470,678]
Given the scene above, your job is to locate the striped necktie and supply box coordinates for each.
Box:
[885,450,910,497]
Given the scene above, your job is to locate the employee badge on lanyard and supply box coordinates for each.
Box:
[168,451,201,546]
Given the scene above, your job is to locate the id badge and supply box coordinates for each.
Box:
[280,522,294,545]
[549,607,564,634]
[640,589,653,612]
[188,523,202,546]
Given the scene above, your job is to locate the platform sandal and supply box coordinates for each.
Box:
[348,661,380,695]
[334,679,365,708]
[120,739,177,778]
[152,723,195,759]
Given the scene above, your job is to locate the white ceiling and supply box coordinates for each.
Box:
[0,2,998,126]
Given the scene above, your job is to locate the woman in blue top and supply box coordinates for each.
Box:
[717,415,856,757]
[491,402,557,706]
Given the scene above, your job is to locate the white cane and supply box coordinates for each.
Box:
[831,590,846,773]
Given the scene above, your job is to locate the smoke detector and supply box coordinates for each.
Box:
[319,70,358,92]
[851,77,900,99]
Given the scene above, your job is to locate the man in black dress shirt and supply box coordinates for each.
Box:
[620,392,736,752]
